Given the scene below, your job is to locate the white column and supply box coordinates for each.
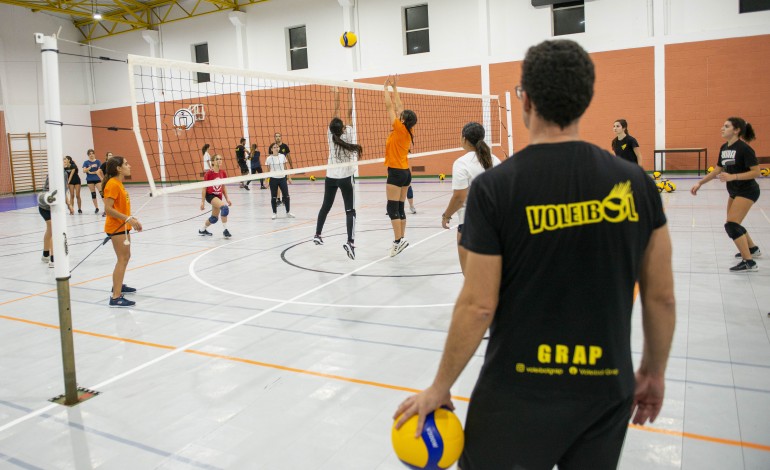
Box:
[338,0,359,73]
[229,11,248,69]
[652,0,668,170]
[478,0,492,139]
[141,30,159,58]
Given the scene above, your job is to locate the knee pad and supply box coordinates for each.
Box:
[208,215,218,225]
[398,201,406,220]
[91,191,97,199]
[220,205,229,217]
[407,186,413,199]
[386,200,400,220]
[724,222,746,240]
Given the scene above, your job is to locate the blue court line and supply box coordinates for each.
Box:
[0,194,38,213]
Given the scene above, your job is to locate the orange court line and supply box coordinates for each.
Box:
[1,312,768,452]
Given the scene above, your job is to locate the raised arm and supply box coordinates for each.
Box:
[332,87,340,119]
[392,75,404,117]
[383,76,396,123]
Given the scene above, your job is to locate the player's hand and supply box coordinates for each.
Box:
[690,183,700,196]
[131,219,143,232]
[200,203,205,211]
[226,199,233,206]
[717,173,733,183]
[393,386,454,437]
[288,177,293,184]
[442,217,451,230]
[631,370,665,425]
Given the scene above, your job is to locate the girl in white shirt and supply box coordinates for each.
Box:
[441,122,501,273]
[314,88,363,259]
[265,143,294,219]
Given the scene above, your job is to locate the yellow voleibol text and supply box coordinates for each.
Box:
[526,180,638,235]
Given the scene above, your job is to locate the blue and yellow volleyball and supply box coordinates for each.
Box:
[309,175,316,181]
[760,167,769,177]
[707,166,715,174]
[340,31,358,48]
[664,180,676,192]
[392,408,464,470]
[438,173,446,181]
[652,171,661,180]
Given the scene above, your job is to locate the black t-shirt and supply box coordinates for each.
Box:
[277,143,290,157]
[461,141,666,399]
[235,144,246,162]
[611,135,639,164]
[718,139,759,193]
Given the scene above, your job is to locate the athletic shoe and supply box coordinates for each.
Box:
[343,241,356,260]
[198,229,213,236]
[734,246,761,258]
[48,261,54,268]
[244,185,250,191]
[223,229,232,238]
[112,284,137,295]
[389,242,398,257]
[313,235,324,245]
[271,213,277,220]
[41,255,49,263]
[394,238,409,256]
[286,212,296,218]
[94,208,99,214]
[102,212,106,217]
[77,209,82,214]
[109,295,136,308]
[410,206,417,214]
[730,259,758,272]
[260,185,266,189]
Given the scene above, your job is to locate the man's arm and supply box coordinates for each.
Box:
[632,224,676,425]
[393,251,500,435]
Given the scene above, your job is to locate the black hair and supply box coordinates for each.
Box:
[202,143,210,154]
[269,142,279,153]
[615,119,628,133]
[239,138,246,144]
[520,40,595,129]
[100,156,126,196]
[329,118,363,161]
[64,155,74,166]
[462,122,492,170]
[726,117,756,142]
[401,110,417,145]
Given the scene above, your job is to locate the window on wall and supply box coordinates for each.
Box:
[194,43,210,83]
[405,5,430,55]
[739,0,770,13]
[289,26,308,70]
[553,1,585,36]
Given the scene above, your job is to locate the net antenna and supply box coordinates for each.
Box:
[128,55,504,197]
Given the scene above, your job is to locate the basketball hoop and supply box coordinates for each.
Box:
[172,125,187,137]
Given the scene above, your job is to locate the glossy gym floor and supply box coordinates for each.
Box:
[0,177,768,469]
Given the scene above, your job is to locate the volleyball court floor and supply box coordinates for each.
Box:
[0,177,768,469]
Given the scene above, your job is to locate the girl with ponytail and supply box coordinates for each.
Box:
[313,87,363,259]
[102,156,143,307]
[440,122,501,273]
[691,117,761,272]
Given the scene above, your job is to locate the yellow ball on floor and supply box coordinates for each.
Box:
[652,171,661,180]
[760,168,770,177]
[656,181,666,193]
[438,173,446,181]
[707,166,715,174]
[309,175,316,181]
[392,408,464,470]
[664,180,677,192]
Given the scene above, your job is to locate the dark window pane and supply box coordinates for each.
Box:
[740,0,770,13]
[554,6,585,36]
[290,49,308,70]
[289,27,307,48]
[197,72,210,83]
[194,44,208,63]
[405,5,429,30]
[406,30,430,55]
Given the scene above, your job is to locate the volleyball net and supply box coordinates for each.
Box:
[128,55,503,196]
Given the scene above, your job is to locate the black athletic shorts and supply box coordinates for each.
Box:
[205,193,222,204]
[457,224,463,233]
[728,186,760,203]
[237,159,249,174]
[386,167,412,187]
[38,206,51,221]
[459,386,633,470]
[106,229,131,238]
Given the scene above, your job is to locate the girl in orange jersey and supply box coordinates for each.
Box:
[102,156,143,308]
[383,75,417,257]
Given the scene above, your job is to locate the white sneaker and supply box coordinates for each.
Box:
[394,238,409,256]
[271,213,277,220]
[410,206,417,214]
[48,261,54,268]
[390,243,398,257]
[41,255,49,263]
[286,212,296,218]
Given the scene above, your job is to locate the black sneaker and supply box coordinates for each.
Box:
[343,241,355,260]
[244,185,250,191]
[223,229,232,238]
[730,259,758,272]
[313,235,324,245]
[734,246,761,258]
[109,295,136,308]
[77,209,82,214]
[199,229,213,236]
[260,185,266,189]
[94,208,99,214]
[121,284,137,294]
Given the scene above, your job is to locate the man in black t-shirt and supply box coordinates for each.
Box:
[235,138,249,190]
[394,40,676,470]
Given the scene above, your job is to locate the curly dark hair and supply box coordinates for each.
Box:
[521,40,595,129]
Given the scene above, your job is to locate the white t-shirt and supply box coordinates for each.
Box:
[265,154,289,177]
[452,151,501,223]
[326,126,358,179]
[203,151,211,172]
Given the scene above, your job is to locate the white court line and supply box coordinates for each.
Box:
[760,208,770,225]
[189,226,457,309]
[0,226,455,435]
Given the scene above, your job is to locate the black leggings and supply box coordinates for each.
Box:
[316,176,355,242]
[251,166,265,186]
[269,177,290,213]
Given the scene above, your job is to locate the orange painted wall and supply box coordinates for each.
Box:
[0,111,11,194]
[666,35,770,168]
[490,47,656,169]
[91,107,144,181]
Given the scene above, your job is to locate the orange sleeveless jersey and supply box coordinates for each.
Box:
[103,178,132,234]
[384,118,411,169]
